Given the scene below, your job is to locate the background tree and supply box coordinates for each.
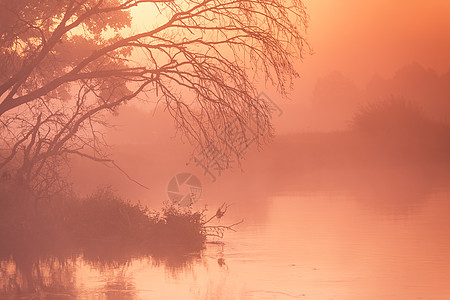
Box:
[0,0,309,195]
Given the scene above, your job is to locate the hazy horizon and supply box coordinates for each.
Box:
[2,1,450,298]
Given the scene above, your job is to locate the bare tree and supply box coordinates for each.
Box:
[0,0,309,194]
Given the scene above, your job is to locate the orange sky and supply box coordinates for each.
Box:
[266,0,450,132]
[129,1,450,133]
[300,0,450,88]
[130,0,450,98]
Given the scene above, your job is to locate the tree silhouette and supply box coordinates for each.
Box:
[0,0,309,194]
[364,63,450,124]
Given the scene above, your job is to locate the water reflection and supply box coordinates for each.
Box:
[0,249,205,299]
[198,190,450,300]
[2,168,450,299]
[0,255,77,298]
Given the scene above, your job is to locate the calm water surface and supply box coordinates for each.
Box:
[68,187,450,300]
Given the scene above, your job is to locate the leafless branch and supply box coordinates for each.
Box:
[0,0,309,196]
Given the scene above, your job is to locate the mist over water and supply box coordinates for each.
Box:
[3,162,450,299]
[4,63,449,299]
[1,0,450,297]
[69,63,450,206]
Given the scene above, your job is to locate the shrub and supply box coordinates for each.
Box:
[351,98,428,136]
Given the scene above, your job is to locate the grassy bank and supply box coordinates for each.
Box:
[0,185,207,263]
[0,185,233,296]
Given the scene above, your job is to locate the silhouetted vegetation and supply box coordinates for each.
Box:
[0,0,309,195]
[269,97,450,169]
[0,185,215,257]
[247,97,450,202]
[0,184,236,297]
[364,63,450,124]
[307,64,450,131]
[350,98,450,163]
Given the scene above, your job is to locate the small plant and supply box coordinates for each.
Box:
[202,203,243,238]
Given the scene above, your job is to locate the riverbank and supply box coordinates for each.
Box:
[0,186,207,264]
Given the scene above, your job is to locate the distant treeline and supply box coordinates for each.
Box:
[308,63,450,130]
[260,97,450,173]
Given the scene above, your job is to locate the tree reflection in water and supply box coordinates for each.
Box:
[0,254,77,298]
[0,184,221,298]
[0,243,202,299]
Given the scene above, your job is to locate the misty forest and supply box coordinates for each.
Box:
[1,0,450,299]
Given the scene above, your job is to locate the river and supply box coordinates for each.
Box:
[57,189,450,298]
[2,168,450,299]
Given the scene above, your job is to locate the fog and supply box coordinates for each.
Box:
[71,0,450,200]
[2,0,450,298]
[69,62,450,206]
